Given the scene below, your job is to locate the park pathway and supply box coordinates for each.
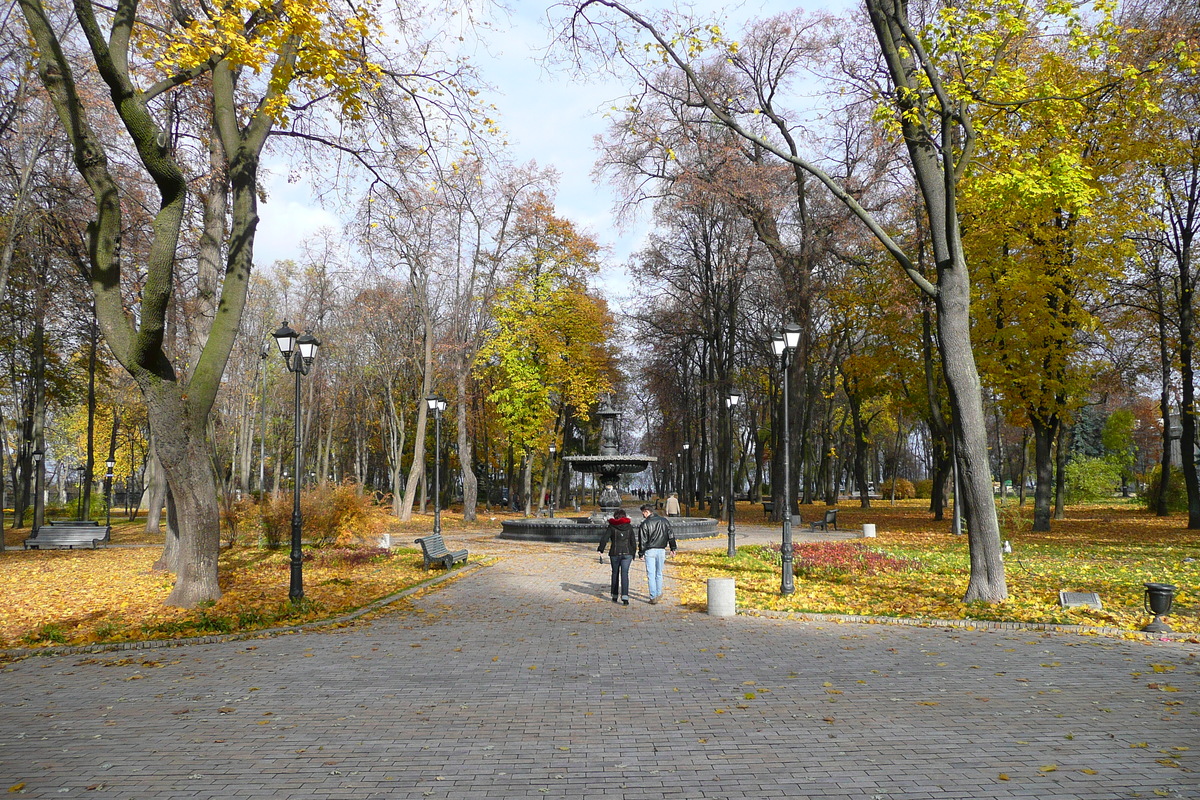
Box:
[0,525,1197,799]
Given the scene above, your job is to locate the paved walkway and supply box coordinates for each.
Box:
[1,526,1197,799]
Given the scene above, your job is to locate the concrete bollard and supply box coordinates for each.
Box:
[707,577,736,617]
[862,523,876,538]
[380,533,392,549]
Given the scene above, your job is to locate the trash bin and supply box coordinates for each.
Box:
[707,578,735,617]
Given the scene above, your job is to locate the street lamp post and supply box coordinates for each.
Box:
[548,444,557,518]
[686,441,696,515]
[426,395,447,536]
[104,458,115,527]
[726,390,741,557]
[31,449,43,531]
[272,322,321,603]
[773,323,802,595]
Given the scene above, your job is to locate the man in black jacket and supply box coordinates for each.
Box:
[638,503,677,604]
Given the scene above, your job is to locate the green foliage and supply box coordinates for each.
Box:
[1142,465,1188,513]
[1064,457,1120,503]
[474,204,617,454]
[880,477,916,499]
[23,623,67,645]
[914,479,935,499]
[1101,409,1136,478]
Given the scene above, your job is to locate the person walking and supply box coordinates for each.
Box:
[638,503,677,604]
[598,508,637,605]
[664,492,681,517]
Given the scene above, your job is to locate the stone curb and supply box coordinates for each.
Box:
[741,607,1199,642]
[0,559,490,661]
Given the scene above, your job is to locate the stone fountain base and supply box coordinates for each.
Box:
[500,515,718,543]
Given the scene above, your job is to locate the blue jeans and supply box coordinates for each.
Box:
[609,554,632,598]
[644,548,666,599]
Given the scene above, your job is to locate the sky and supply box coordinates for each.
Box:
[254,1,858,301]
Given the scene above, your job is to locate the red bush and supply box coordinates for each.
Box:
[771,541,920,577]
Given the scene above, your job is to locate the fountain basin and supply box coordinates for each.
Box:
[500,515,718,543]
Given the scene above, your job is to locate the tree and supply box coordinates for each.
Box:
[17,0,408,605]
[474,198,617,515]
[562,0,1014,600]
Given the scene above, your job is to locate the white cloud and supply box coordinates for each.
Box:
[255,172,341,267]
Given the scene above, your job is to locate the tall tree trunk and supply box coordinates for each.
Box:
[1054,423,1070,520]
[1181,254,1200,528]
[399,295,434,521]
[1158,292,1174,516]
[1031,415,1057,531]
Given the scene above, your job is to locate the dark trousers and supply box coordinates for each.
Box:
[608,554,632,598]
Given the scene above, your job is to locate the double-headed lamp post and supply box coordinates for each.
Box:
[273,322,321,603]
[726,390,741,557]
[772,323,802,595]
[104,458,115,527]
[682,442,691,513]
[548,444,557,518]
[426,395,447,536]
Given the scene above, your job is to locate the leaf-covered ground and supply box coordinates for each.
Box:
[3,500,1197,650]
[0,537,443,650]
[674,500,1200,635]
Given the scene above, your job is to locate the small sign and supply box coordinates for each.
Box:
[1058,591,1102,610]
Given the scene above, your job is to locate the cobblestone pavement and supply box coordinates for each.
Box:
[1,526,1197,799]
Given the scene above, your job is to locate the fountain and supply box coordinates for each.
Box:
[500,396,718,542]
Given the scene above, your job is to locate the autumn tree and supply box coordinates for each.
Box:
[474,197,617,515]
[16,0,492,605]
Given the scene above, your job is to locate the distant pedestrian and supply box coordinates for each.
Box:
[638,503,677,604]
[598,508,637,605]
[664,492,681,517]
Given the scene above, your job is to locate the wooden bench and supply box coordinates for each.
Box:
[414,532,468,570]
[809,508,838,531]
[761,501,774,518]
[24,523,111,550]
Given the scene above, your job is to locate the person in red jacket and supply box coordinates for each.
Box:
[598,509,637,605]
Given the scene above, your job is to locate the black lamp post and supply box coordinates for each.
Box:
[682,442,691,511]
[548,444,557,518]
[726,389,741,557]
[773,323,802,595]
[31,448,43,530]
[272,322,321,602]
[104,458,115,527]
[426,394,447,536]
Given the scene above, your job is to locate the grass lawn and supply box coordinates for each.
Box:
[674,500,1199,636]
[1,499,1196,651]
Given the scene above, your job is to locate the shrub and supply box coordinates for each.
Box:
[1142,464,1188,513]
[914,479,934,499]
[257,482,389,548]
[1064,457,1120,504]
[768,541,921,578]
[312,546,391,568]
[879,477,916,499]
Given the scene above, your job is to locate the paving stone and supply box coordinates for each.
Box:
[0,525,1196,798]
